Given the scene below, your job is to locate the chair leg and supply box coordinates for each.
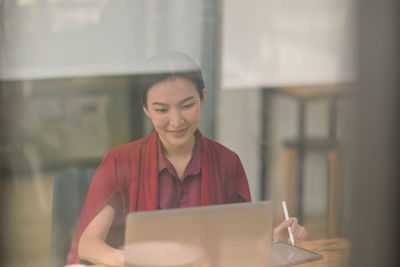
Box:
[328,150,340,237]
[275,148,296,225]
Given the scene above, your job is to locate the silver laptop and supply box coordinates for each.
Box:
[124,201,273,267]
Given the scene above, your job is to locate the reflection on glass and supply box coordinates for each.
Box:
[0,1,356,267]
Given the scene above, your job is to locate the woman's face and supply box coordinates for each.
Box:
[143,77,206,151]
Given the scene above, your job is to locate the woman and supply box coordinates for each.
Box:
[66,52,307,266]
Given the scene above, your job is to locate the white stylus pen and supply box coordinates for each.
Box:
[282,201,295,246]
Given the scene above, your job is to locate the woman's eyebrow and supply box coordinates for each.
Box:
[151,96,195,107]
[179,96,195,104]
[151,102,168,106]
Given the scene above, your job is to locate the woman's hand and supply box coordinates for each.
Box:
[273,217,308,245]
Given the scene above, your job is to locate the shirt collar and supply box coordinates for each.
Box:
[157,138,168,172]
[157,133,202,176]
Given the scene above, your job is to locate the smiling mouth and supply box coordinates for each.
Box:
[168,128,187,137]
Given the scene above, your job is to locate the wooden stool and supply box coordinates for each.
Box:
[277,141,340,237]
[273,85,348,237]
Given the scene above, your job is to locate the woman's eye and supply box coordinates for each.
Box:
[155,108,168,113]
[182,103,195,110]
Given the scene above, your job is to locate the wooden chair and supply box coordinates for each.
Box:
[274,84,348,237]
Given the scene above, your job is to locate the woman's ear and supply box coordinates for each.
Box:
[143,105,151,117]
[141,99,151,117]
[200,89,207,107]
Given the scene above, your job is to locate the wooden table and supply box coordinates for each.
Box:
[297,238,350,266]
[91,238,350,267]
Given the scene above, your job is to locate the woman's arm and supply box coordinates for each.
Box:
[78,204,124,266]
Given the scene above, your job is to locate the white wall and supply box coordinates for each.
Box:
[222,0,356,89]
[216,88,261,200]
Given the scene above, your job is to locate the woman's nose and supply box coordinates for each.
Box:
[169,110,183,127]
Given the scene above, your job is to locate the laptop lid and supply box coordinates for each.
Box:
[124,201,273,267]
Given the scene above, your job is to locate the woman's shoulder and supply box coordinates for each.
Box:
[201,136,240,161]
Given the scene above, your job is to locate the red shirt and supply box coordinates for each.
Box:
[157,137,202,209]
[67,130,251,264]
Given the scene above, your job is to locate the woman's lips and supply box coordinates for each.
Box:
[168,128,187,137]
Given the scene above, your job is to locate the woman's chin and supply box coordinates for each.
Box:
[167,136,189,147]
[166,131,195,147]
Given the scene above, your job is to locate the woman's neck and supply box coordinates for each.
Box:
[161,134,197,160]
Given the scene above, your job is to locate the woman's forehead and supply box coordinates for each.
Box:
[147,77,199,100]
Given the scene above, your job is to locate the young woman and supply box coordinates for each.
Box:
[66,52,307,266]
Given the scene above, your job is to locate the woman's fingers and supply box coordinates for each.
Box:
[289,217,298,232]
[288,217,308,243]
[296,225,308,241]
[273,219,291,242]
[273,217,308,244]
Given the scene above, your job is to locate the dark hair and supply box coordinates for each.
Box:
[139,51,205,109]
